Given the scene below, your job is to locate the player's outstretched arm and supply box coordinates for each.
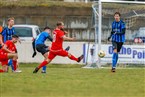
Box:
[108,30,114,41]
[63,36,75,41]
[47,35,53,42]
[0,34,4,45]
[0,26,3,45]
[115,28,126,35]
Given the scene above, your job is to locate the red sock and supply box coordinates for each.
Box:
[38,61,48,69]
[12,60,17,71]
[0,69,4,73]
[69,55,78,62]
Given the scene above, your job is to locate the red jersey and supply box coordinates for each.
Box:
[5,40,17,52]
[0,48,8,65]
[51,29,64,51]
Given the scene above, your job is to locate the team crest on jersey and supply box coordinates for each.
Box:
[118,23,120,27]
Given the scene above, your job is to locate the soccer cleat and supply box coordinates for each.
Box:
[33,67,39,73]
[65,46,70,51]
[32,51,37,58]
[41,70,46,73]
[13,69,22,73]
[77,55,84,62]
[111,68,116,72]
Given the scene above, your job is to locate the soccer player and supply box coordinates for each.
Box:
[33,26,70,73]
[0,17,15,44]
[33,22,84,73]
[0,42,18,73]
[33,26,53,73]
[108,12,126,72]
[5,35,21,72]
[0,17,16,71]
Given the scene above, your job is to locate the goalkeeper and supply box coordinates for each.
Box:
[108,12,126,72]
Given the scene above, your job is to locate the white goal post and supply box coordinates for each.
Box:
[85,0,145,68]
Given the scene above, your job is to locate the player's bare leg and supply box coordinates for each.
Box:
[7,53,18,71]
[0,64,8,73]
[0,53,17,73]
[2,65,8,72]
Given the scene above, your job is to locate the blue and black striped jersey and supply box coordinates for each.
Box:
[1,27,15,43]
[111,20,126,42]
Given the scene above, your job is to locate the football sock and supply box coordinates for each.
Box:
[42,66,46,72]
[8,59,14,71]
[116,53,118,64]
[38,61,48,69]
[69,55,78,62]
[0,69,4,73]
[12,60,17,71]
[112,53,117,68]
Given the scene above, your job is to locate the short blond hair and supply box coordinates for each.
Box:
[56,21,64,26]
[7,17,15,22]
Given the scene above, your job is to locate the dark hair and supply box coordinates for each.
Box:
[44,26,50,30]
[12,35,19,38]
[56,22,64,26]
[114,12,121,16]
[0,44,2,49]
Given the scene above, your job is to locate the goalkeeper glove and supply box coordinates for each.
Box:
[111,31,117,35]
[108,36,111,41]
[32,51,37,58]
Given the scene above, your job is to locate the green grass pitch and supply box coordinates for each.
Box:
[0,64,145,97]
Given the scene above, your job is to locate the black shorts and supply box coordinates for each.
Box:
[112,41,123,52]
[36,44,49,55]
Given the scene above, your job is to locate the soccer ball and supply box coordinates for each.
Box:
[98,50,105,58]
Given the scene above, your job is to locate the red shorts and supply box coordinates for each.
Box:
[0,50,8,66]
[48,49,68,60]
[0,60,8,66]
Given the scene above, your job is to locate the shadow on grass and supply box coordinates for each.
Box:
[19,63,85,68]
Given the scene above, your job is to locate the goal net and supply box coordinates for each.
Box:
[83,1,145,68]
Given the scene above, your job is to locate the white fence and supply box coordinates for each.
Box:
[16,41,85,64]
[16,42,145,65]
[83,44,145,64]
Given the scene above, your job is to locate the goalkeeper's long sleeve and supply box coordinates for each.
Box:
[47,35,53,42]
[116,28,126,35]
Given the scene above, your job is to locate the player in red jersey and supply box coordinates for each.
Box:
[4,35,21,72]
[33,22,84,73]
[0,35,19,73]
